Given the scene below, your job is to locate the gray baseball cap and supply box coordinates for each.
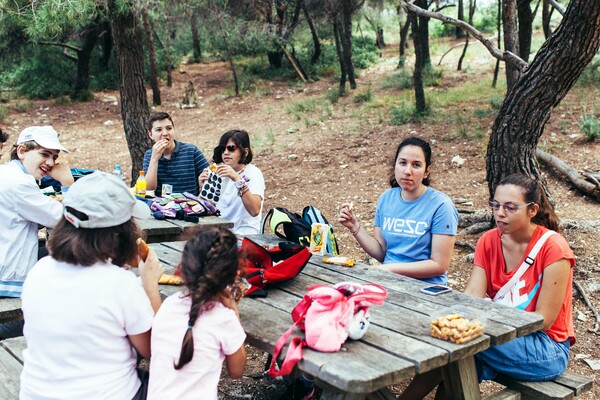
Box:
[63,171,150,228]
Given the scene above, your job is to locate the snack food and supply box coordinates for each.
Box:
[137,239,150,261]
[158,274,184,285]
[209,163,218,173]
[430,314,484,344]
[229,277,251,302]
[322,256,355,267]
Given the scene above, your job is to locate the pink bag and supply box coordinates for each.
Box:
[268,282,387,377]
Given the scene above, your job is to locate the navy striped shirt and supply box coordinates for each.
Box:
[143,141,209,196]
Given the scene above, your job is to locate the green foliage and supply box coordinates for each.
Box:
[353,86,373,103]
[0,105,7,121]
[580,112,600,140]
[390,103,426,125]
[431,20,456,38]
[11,46,73,99]
[325,88,341,104]
[472,4,499,34]
[489,96,504,110]
[576,56,600,86]
[351,36,380,69]
[380,69,413,90]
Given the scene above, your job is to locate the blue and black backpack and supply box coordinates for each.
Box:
[261,206,339,255]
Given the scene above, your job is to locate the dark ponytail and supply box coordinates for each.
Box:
[174,227,239,369]
[497,174,561,232]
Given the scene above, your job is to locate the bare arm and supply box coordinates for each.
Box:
[47,160,74,187]
[377,234,455,279]
[220,291,247,379]
[145,139,169,191]
[217,165,262,217]
[464,265,488,298]
[128,330,151,360]
[138,248,163,313]
[535,259,571,330]
[338,203,386,262]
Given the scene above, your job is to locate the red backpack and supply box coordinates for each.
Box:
[268,282,388,377]
[239,237,312,297]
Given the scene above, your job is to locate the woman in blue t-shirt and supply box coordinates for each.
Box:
[338,137,458,285]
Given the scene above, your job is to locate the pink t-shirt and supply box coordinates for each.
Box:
[474,225,575,345]
[148,293,246,400]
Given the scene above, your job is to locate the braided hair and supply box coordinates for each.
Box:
[497,174,561,232]
[174,227,240,369]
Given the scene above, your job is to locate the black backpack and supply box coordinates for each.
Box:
[261,206,339,255]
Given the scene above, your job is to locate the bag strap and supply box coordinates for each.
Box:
[260,208,274,235]
[493,230,556,301]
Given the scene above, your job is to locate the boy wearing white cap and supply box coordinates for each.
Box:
[21,171,163,400]
[0,126,74,300]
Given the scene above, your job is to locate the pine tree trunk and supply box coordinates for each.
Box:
[486,0,600,199]
[108,0,151,182]
[72,26,98,101]
[165,15,173,88]
[99,22,112,69]
[341,0,356,89]
[410,11,426,113]
[542,0,553,39]
[415,0,431,68]
[456,0,465,38]
[142,7,161,106]
[398,11,410,68]
[502,0,521,91]
[334,17,347,96]
[517,0,533,62]
[191,9,201,63]
[302,2,321,64]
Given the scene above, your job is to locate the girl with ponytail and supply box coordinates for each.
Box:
[148,227,246,400]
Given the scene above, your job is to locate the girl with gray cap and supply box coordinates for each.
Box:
[20,171,163,400]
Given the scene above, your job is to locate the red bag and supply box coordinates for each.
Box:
[268,282,387,377]
[239,237,312,297]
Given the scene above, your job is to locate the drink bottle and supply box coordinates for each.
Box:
[135,171,147,195]
[112,165,124,181]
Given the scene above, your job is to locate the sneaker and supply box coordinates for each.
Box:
[279,380,315,400]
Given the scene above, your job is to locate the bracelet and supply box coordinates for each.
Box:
[237,184,249,197]
[350,223,361,236]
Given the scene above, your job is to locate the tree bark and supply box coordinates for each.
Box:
[301,1,321,64]
[99,22,112,69]
[457,0,476,71]
[456,0,465,38]
[502,0,521,91]
[72,26,98,101]
[542,0,553,39]
[333,16,348,96]
[165,15,173,88]
[537,149,600,200]
[398,7,410,68]
[492,0,502,88]
[191,9,202,63]
[415,0,431,68]
[341,0,357,89]
[107,0,152,182]
[486,0,600,199]
[517,0,533,62]
[410,11,426,113]
[142,7,161,106]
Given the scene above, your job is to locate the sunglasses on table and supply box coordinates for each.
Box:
[488,200,533,213]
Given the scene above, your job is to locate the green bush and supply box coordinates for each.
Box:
[576,57,600,86]
[489,96,504,110]
[473,5,498,34]
[12,46,73,99]
[580,112,600,140]
[390,103,426,125]
[353,86,373,103]
[0,105,7,121]
[381,70,413,90]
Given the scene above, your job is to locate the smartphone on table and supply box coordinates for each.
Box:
[420,285,452,296]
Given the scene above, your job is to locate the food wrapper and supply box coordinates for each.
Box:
[322,256,355,267]
[309,223,330,255]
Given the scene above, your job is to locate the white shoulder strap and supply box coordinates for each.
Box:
[493,230,557,302]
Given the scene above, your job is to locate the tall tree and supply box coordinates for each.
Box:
[502,0,521,90]
[191,8,202,63]
[108,0,152,181]
[486,0,600,198]
[141,7,161,105]
[517,0,533,62]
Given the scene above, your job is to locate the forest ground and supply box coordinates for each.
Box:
[1,38,598,399]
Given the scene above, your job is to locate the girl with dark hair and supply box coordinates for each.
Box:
[399,173,575,399]
[200,129,265,234]
[20,171,163,400]
[148,227,246,400]
[338,136,458,285]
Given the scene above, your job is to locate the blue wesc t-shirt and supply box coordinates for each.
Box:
[374,187,459,285]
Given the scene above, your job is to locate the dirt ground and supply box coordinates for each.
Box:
[1,40,598,399]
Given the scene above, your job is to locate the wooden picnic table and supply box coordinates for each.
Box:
[136,215,233,243]
[151,234,544,400]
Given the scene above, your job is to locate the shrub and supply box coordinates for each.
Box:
[0,105,7,121]
[353,86,373,103]
[390,103,427,125]
[12,46,73,99]
[580,112,600,140]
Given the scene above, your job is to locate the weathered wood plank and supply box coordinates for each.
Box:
[494,375,574,400]
[442,357,481,400]
[0,298,22,323]
[0,345,22,399]
[553,371,593,396]
[0,337,26,364]
[483,388,521,400]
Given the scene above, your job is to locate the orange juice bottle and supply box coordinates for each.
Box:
[135,171,147,195]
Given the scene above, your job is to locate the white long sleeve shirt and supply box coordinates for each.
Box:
[0,160,63,297]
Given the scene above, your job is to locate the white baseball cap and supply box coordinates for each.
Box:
[17,126,69,153]
[63,171,150,229]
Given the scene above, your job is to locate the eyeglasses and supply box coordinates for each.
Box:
[220,144,237,153]
[488,200,533,213]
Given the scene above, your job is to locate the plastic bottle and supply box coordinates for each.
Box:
[135,171,147,195]
[112,165,124,181]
